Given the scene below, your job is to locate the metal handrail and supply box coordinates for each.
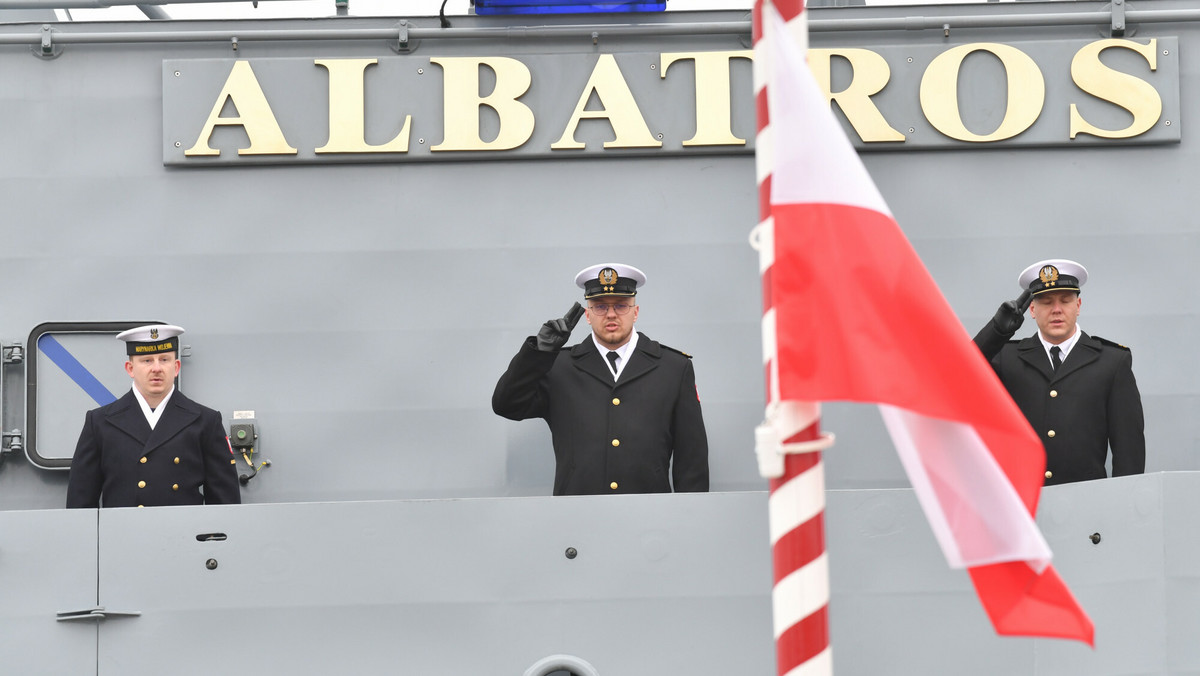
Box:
[0,20,751,46]
[2,6,1200,47]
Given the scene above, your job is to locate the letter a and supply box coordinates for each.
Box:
[185,60,298,156]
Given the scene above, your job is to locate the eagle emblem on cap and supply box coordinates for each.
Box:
[598,267,618,292]
[1039,265,1060,284]
[150,328,159,340]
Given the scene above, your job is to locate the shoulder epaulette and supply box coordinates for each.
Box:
[659,343,693,359]
[1093,336,1132,351]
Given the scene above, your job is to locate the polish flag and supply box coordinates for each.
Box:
[754,1,1093,644]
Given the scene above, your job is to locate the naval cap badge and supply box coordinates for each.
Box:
[598,267,618,291]
[1039,265,1060,284]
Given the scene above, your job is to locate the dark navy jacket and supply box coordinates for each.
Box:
[975,320,1144,485]
[493,333,709,495]
[66,389,241,508]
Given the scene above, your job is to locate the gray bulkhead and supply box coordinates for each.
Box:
[0,2,1197,674]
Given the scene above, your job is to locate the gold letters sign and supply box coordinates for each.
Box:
[162,37,1179,166]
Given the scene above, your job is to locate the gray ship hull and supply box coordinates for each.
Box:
[0,3,1195,673]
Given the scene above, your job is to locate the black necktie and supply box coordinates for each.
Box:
[1050,346,1062,371]
[606,351,620,375]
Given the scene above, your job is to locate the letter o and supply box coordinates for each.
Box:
[920,43,1045,142]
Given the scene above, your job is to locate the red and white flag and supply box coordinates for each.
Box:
[753,0,1093,644]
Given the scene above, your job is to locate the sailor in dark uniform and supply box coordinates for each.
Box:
[66,324,241,508]
[974,259,1145,485]
[493,263,709,495]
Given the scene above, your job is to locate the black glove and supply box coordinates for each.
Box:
[535,302,585,352]
[992,289,1033,335]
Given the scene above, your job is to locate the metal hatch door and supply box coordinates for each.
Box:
[94,495,774,675]
[0,508,100,675]
[25,322,165,470]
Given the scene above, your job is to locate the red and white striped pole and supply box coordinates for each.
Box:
[754,404,834,676]
[751,2,836,674]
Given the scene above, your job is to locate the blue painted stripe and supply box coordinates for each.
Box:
[38,334,118,406]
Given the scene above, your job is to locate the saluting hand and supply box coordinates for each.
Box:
[536,302,585,352]
[993,289,1033,335]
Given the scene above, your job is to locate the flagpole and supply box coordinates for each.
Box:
[752,2,836,674]
[755,410,835,676]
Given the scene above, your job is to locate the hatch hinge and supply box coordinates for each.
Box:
[2,343,23,364]
[1,430,22,463]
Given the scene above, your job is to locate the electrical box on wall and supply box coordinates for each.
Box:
[230,410,269,485]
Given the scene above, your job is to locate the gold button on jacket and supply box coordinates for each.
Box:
[62,390,243,509]
[610,482,618,490]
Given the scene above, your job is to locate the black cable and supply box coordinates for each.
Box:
[440,0,452,28]
[237,447,270,485]
[239,464,258,485]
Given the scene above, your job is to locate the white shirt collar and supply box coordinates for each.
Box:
[1039,326,1083,366]
[131,384,175,430]
[592,331,639,381]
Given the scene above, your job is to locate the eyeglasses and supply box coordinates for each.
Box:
[589,302,634,316]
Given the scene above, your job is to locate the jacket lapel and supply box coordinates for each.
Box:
[1016,332,1099,383]
[1053,332,1100,382]
[144,391,200,454]
[569,332,661,387]
[104,391,151,445]
[618,334,660,386]
[1016,336,1054,382]
[569,341,617,387]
